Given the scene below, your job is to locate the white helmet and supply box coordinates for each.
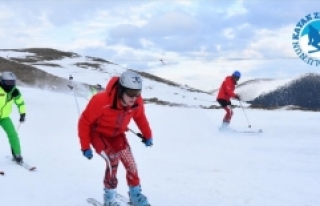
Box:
[1,71,16,86]
[119,70,142,90]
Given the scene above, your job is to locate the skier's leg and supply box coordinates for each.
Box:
[100,148,119,189]
[0,117,22,162]
[100,146,122,205]
[119,146,140,186]
[223,104,233,124]
[90,133,121,205]
[221,101,233,130]
[218,99,233,128]
[119,146,150,206]
[218,99,228,128]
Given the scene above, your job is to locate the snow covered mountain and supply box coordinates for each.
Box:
[1,48,319,110]
[0,48,215,108]
[248,73,320,110]
[211,73,320,110]
[210,78,293,102]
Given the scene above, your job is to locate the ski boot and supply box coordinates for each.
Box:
[129,185,150,206]
[219,121,233,132]
[12,154,23,163]
[103,188,122,206]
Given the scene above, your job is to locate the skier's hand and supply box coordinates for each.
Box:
[143,138,153,147]
[136,133,153,147]
[19,113,26,122]
[235,94,241,100]
[82,149,93,160]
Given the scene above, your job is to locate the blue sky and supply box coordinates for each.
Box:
[0,0,319,90]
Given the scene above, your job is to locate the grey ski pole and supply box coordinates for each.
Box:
[239,100,251,128]
[69,75,80,115]
[128,128,152,145]
[16,122,21,131]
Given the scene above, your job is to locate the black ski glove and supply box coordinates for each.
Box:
[136,133,153,146]
[19,113,26,122]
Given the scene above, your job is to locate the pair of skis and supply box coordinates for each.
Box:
[87,194,151,206]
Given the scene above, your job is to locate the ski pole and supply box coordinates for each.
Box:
[128,128,144,140]
[69,75,80,115]
[128,128,152,146]
[239,100,251,128]
[78,93,89,101]
[67,85,89,101]
[16,123,21,131]
[100,151,112,177]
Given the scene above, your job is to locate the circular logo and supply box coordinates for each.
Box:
[292,12,320,66]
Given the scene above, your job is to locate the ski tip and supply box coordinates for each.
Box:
[86,198,95,203]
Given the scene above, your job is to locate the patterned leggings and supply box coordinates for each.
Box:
[99,142,140,189]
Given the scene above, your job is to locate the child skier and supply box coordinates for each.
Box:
[78,70,153,206]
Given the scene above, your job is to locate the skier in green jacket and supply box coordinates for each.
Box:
[89,84,103,96]
[0,71,26,163]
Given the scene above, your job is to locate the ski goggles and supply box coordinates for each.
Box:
[1,80,15,86]
[124,89,141,98]
[233,76,240,81]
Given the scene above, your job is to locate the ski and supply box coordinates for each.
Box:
[87,198,131,206]
[87,198,103,206]
[5,156,36,171]
[87,194,133,206]
[219,128,263,134]
[18,161,36,171]
[232,129,263,134]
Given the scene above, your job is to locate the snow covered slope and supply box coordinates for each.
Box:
[0,87,319,206]
[0,49,216,108]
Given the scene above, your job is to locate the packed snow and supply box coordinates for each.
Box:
[0,86,319,206]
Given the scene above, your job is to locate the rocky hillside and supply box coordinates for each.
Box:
[248,73,320,110]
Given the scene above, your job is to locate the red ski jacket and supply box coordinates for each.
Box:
[78,77,152,151]
[216,76,237,101]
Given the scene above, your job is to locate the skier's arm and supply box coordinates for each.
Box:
[78,95,101,150]
[133,97,152,139]
[12,88,26,114]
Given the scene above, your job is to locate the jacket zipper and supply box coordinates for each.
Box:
[111,111,126,138]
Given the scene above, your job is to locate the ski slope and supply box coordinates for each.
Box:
[0,50,216,108]
[0,87,319,206]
